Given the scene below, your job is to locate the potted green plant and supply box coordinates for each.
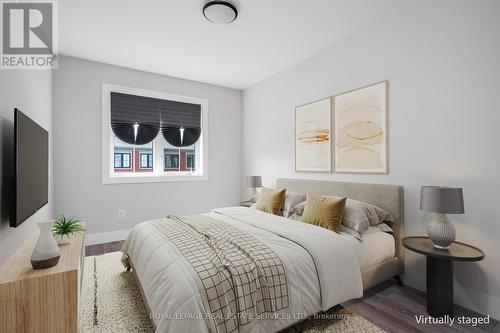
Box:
[52,215,85,245]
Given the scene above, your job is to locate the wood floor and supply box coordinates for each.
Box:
[85,240,124,256]
[343,281,499,333]
[86,241,499,333]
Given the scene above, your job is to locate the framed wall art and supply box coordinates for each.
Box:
[295,98,332,172]
[334,81,388,173]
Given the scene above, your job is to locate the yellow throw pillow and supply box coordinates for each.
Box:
[301,195,347,233]
[254,187,286,215]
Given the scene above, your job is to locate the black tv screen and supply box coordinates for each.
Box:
[11,109,49,227]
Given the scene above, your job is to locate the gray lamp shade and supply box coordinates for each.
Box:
[420,186,464,214]
[247,176,262,188]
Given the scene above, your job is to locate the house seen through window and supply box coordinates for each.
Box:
[140,153,153,169]
[104,85,206,182]
[114,152,131,169]
[113,136,196,173]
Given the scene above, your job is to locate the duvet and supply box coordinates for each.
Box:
[121,206,363,333]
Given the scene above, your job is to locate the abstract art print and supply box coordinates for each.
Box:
[334,81,388,173]
[295,98,332,172]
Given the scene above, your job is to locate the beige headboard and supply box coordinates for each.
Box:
[277,178,405,273]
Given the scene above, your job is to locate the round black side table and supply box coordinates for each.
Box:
[402,236,484,318]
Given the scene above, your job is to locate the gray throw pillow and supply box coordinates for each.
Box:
[342,198,393,231]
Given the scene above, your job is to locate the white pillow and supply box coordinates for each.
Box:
[282,191,306,217]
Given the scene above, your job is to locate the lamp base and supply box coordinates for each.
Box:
[247,187,259,203]
[427,213,456,250]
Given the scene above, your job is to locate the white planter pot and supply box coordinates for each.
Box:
[55,234,72,245]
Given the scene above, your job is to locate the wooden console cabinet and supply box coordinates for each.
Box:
[0,230,85,332]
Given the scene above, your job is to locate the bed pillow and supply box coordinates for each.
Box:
[342,198,394,229]
[340,225,362,240]
[290,201,306,216]
[365,223,394,234]
[341,223,394,241]
[254,187,286,215]
[282,191,306,217]
[301,195,347,233]
[290,197,393,234]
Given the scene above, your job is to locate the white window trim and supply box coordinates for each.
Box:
[102,83,208,184]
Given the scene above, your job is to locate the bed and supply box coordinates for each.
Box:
[121,179,404,333]
[276,178,405,290]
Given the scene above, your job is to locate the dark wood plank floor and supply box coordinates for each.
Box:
[86,241,499,333]
[343,280,499,333]
[85,240,124,256]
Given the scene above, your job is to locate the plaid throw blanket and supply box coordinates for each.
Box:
[150,215,289,333]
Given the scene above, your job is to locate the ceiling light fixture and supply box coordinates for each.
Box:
[203,1,238,24]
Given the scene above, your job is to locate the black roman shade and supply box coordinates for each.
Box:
[111,93,160,145]
[160,100,201,147]
[110,92,201,147]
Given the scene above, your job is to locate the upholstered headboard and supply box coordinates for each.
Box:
[276,178,405,273]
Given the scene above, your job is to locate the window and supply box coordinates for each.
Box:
[186,152,195,170]
[102,84,208,184]
[113,137,153,173]
[140,153,153,168]
[114,152,131,169]
[164,146,196,171]
[164,149,179,170]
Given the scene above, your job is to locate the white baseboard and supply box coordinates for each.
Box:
[85,228,131,246]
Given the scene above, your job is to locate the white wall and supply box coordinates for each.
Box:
[0,70,53,265]
[243,1,500,318]
[52,56,242,239]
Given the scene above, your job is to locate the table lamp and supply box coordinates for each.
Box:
[420,186,464,250]
[247,176,262,197]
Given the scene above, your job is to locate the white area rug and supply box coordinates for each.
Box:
[81,252,386,333]
[81,252,154,332]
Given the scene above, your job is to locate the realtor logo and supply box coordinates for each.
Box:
[1,0,58,69]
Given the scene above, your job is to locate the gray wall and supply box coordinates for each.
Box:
[52,57,242,236]
[243,1,500,318]
[0,70,53,265]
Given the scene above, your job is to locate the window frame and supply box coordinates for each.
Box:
[102,83,208,184]
[186,152,195,170]
[114,152,132,169]
[164,150,180,171]
[139,153,153,169]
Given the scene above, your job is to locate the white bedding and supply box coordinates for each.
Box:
[346,231,395,271]
[121,207,363,333]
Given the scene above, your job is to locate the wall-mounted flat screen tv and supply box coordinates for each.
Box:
[11,109,49,227]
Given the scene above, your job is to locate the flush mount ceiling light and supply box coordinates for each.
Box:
[203,1,238,24]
